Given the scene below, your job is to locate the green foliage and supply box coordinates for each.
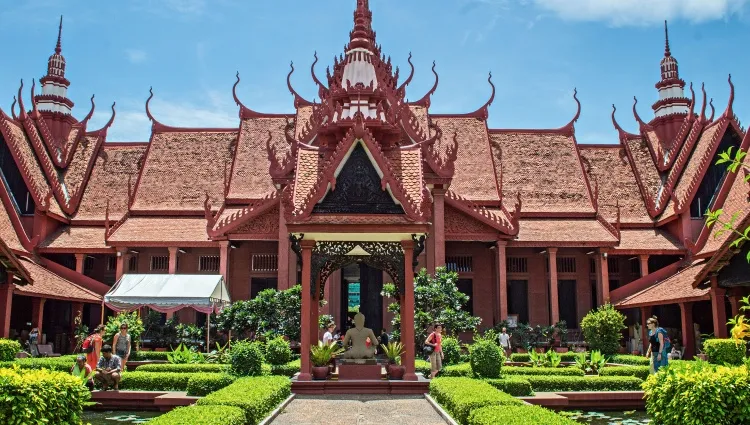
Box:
[702,338,746,365]
[469,340,503,379]
[441,337,462,365]
[510,352,580,363]
[643,361,750,425]
[0,339,21,362]
[485,378,533,396]
[429,377,522,424]
[230,340,265,376]
[468,405,578,425]
[205,342,231,364]
[518,375,643,392]
[0,357,74,372]
[135,363,229,373]
[599,365,650,380]
[185,374,236,396]
[609,354,650,366]
[318,314,335,329]
[167,343,206,364]
[129,351,171,361]
[382,267,482,349]
[104,311,144,347]
[264,337,292,366]
[147,405,246,425]
[216,285,302,341]
[441,362,473,377]
[120,371,193,391]
[270,359,300,377]
[709,147,750,265]
[381,341,405,365]
[310,341,343,367]
[502,366,583,377]
[0,367,91,425]
[197,376,291,425]
[175,323,205,344]
[527,349,561,368]
[580,304,626,355]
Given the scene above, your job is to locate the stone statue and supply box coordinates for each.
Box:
[341,312,378,359]
[632,323,642,354]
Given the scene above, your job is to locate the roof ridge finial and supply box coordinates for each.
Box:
[56,15,63,54]
[664,20,670,57]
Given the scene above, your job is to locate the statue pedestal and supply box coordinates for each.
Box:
[338,361,382,380]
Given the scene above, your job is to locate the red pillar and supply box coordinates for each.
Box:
[115,248,129,281]
[298,239,315,381]
[729,295,741,318]
[75,253,86,274]
[31,298,46,337]
[310,279,320,344]
[599,250,610,305]
[639,255,649,277]
[640,306,651,354]
[0,275,13,339]
[219,241,229,284]
[496,241,508,321]
[168,247,178,274]
[548,248,559,324]
[710,276,728,338]
[401,239,417,381]
[277,204,290,290]
[679,302,695,359]
[433,188,445,271]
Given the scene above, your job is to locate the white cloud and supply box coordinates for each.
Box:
[125,49,147,64]
[531,0,750,26]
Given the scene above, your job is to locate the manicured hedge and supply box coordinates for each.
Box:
[609,354,650,366]
[470,340,503,378]
[147,405,246,425]
[415,360,473,377]
[0,367,91,425]
[468,404,577,425]
[429,377,522,424]
[135,363,229,373]
[510,352,579,363]
[599,365,650,380]
[185,374,236,396]
[129,351,171,361]
[485,377,533,396]
[518,375,643,392]
[120,371,194,391]
[643,361,750,425]
[0,339,21,362]
[502,366,584,377]
[702,338,746,366]
[197,376,291,424]
[270,359,300,377]
[416,359,431,376]
[0,357,74,372]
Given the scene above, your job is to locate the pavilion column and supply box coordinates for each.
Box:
[31,298,46,338]
[496,241,508,321]
[401,239,417,381]
[168,247,178,274]
[679,302,695,359]
[298,239,316,381]
[728,289,741,317]
[598,250,610,305]
[310,279,320,344]
[115,248,130,282]
[639,255,649,277]
[277,204,290,290]
[219,241,230,284]
[75,253,86,274]
[710,275,728,338]
[548,248,559,324]
[433,188,446,271]
[0,274,14,339]
[640,306,651,354]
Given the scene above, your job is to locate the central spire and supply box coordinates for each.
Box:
[348,0,375,51]
[652,20,688,118]
[37,15,74,116]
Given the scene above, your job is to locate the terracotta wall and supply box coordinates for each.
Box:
[226,241,279,302]
[445,241,495,328]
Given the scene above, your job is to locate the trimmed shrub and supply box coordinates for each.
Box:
[186,374,236,396]
[609,354,650,366]
[485,377,533,396]
[580,304,626,355]
[130,351,171,361]
[230,340,265,376]
[643,361,750,425]
[270,359,300,377]
[0,367,91,425]
[442,362,473,377]
[702,338,746,366]
[147,405,246,425]
[197,376,291,425]
[136,363,229,373]
[429,377,521,424]
[468,405,577,425]
[599,365,650,380]
[502,366,583,377]
[469,340,503,378]
[265,337,292,366]
[442,337,461,365]
[0,357,73,372]
[0,339,21,362]
[510,352,579,363]
[519,375,643,392]
[120,371,194,391]
[416,359,431,376]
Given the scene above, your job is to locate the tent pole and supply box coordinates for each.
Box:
[100,300,105,325]
[206,313,210,352]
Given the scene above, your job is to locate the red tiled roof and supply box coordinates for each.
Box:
[445,205,500,236]
[614,229,683,253]
[624,137,662,204]
[490,131,594,214]
[0,192,25,252]
[131,131,236,211]
[579,146,651,224]
[383,147,424,208]
[672,120,725,206]
[292,148,325,211]
[107,216,210,244]
[513,219,618,245]
[14,256,101,303]
[295,107,313,138]
[40,226,110,251]
[615,261,709,308]
[74,144,147,221]
[228,118,287,200]
[61,134,102,202]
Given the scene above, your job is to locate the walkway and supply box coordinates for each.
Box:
[270,394,448,425]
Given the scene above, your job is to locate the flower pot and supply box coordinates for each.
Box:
[155,348,167,352]
[388,364,405,380]
[312,366,329,380]
[535,347,545,353]
[618,347,627,354]
[516,348,527,353]
[554,347,569,353]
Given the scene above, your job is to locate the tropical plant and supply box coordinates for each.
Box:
[553,321,568,345]
[573,350,608,374]
[71,314,89,354]
[511,323,534,350]
[104,311,145,348]
[205,342,231,364]
[727,295,750,341]
[381,341,405,365]
[216,285,302,341]
[175,323,204,345]
[167,343,206,364]
[528,349,562,368]
[580,304,626,355]
[310,341,344,367]
[318,314,335,329]
[229,340,265,376]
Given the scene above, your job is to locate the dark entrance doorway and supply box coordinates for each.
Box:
[340,263,383,332]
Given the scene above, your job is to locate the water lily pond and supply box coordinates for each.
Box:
[82,411,162,425]
[561,410,651,424]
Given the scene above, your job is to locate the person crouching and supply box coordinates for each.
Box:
[95,345,122,391]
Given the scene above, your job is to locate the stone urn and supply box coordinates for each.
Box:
[312,366,330,380]
[554,347,569,353]
[388,364,405,380]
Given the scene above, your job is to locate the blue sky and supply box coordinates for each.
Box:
[0,0,748,144]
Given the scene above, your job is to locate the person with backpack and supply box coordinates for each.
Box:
[645,316,670,373]
[424,323,443,379]
[84,325,105,372]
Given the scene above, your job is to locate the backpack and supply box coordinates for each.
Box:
[658,328,671,351]
[81,335,94,354]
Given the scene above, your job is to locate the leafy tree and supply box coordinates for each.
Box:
[216,285,302,341]
[580,303,626,355]
[104,311,144,348]
[381,267,482,349]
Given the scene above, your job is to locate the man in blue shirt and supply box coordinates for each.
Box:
[95,345,122,391]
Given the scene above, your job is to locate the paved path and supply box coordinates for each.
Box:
[270,394,448,425]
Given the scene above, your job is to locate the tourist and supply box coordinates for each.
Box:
[645,316,669,373]
[112,322,131,369]
[70,355,94,390]
[425,323,443,379]
[322,323,336,345]
[28,327,40,357]
[95,345,122,391]
[85,325,105,372]
[498,327,512,357]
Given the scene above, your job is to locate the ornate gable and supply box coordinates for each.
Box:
[445,204,502,239]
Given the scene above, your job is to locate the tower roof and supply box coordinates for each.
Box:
[655,20,684,91]
[40,16,68,87]
[348,0,376,52]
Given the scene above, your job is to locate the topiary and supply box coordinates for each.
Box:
[702,338,747,366]
[441,337,461,365]
[469,340,503,378]
[265,337,292,366]
[229,340,265,376]
[580,303,626,355]
[0,338,21,361]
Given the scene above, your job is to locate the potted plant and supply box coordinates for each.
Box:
[381,341,405,380]
[553,321,569,352]
[310,341,343,380]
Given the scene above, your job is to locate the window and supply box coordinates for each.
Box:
[446,256,472,273]
[107,256,116,271]
[557,280,577,326]
[508,280,529,323]
[589,258,596,274]
[590,279,598,309]
[630,259,641,275]
[251,254,278,272]
[456,279,473,315]
[128,256,138,272]
[609,279,621,290]
[251,277,277,298]
[199,256,220,272]
[507,257,527,273]
[84,256,95,273]
[557,257,576,273]
[607,259,620,274]
[150,255,168,271]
